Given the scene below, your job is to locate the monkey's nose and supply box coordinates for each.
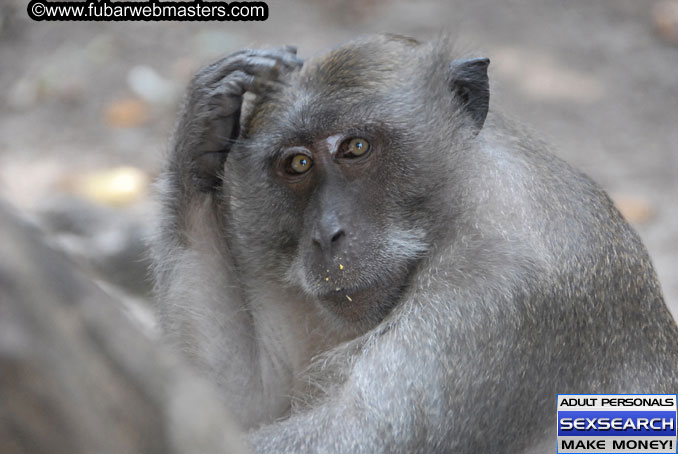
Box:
[312,224,345,254]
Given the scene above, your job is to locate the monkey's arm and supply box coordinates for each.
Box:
[153,48,303,427]
[247,249,550,453]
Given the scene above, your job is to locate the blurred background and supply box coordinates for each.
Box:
[0,0,676,319]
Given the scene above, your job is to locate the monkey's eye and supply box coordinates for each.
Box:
[342,138,371,158]
[287,154,313,174]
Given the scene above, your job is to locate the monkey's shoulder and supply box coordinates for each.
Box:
[468,114,644,265]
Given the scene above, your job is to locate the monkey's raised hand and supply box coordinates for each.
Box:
[155,50,305,431]
[171,47,303,193]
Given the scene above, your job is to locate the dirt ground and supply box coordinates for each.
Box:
[1,0,676,316]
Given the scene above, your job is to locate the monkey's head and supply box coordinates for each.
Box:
[222,35,490,328]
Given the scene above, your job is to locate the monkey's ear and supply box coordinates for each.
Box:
[449,57,490,132]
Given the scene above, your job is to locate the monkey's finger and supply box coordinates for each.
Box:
[207,70,256,100]
[197,57,271,91]
[208,70,285,103]
[261,46,302,67]
[275,46,303,71]
[205,48,301,72]
[206,59,297,100]
[224,44,300,65]
[236,51,302,74]
[198,50,302,87]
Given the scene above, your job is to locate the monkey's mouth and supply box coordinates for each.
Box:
[310,271,383,305]
[307,256,416,304]
[310,263,388,300]
[313,269,402,306]
[319,284,365,305]
[317,284,383,320]
[314,278,408,327]
[291,247,420,321]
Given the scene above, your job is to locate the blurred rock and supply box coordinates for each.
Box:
[105,98,150,128]
[35,166,153,296]
[0,202,245,454]
[612,195,655,224]
[653,1,678,45]
[35,194,154,297]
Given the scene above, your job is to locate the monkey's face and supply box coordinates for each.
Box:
[223,37,472,327]
[225,120,431,326]
[287,131,430,323]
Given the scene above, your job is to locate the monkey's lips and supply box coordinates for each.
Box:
[312,275,378,305]
[301,258,416,323]
[319,285,364,305]
[315,284,381,320]
[313,278,409,326]
[311,265,378,298]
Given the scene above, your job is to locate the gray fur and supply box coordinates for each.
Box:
[151,35,678,452]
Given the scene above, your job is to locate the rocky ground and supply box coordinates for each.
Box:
[0,0,676,316]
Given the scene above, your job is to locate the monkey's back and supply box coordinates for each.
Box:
[472,112,678,392]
